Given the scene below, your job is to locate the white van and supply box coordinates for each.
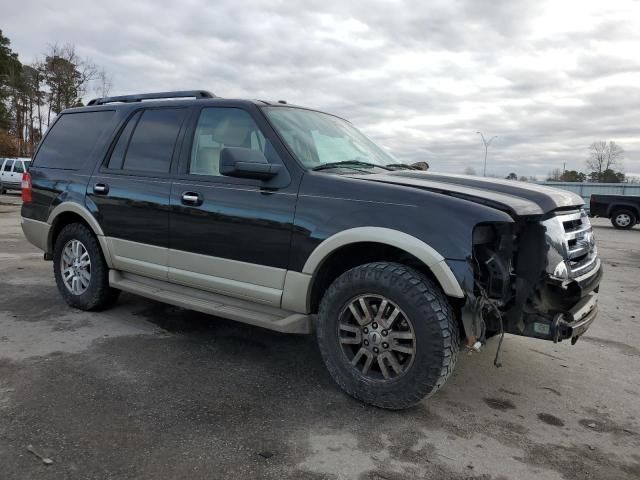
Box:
[0,158,31,193]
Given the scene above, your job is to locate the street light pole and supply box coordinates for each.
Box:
[476,132,497,177]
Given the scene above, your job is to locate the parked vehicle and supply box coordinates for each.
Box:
[20,91,602,409]
[590,194,640,229]
[1,157,30,193]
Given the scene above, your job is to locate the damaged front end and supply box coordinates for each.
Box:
[458,209,603,355]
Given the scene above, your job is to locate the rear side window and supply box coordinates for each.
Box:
[34,111,115,170]
[14,161,26,173]
[116,108,186,173]
[2,160,13,171]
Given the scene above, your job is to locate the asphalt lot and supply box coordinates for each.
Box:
[1,191,639,480]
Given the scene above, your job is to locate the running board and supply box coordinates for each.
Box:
[109,270,312,334]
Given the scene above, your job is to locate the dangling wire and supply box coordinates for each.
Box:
[473,277,505,368]
[487,301,505,368]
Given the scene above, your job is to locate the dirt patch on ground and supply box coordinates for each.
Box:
[537,413,565,427]
[483,398,516,411]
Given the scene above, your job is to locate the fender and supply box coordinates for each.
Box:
[282,227,465,314]
[606,201,640,218]
[46,202,114,268]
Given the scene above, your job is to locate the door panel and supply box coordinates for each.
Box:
[87,175,172,280]
[88,106,188,279]
[168,106,298,305]
[169,181,296,304]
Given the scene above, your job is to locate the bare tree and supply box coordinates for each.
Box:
[586,141,624,182]
[41,43,98,125]
[463,166,477,176]
[0,31,112,156]
[94,68,113,97]
[547,168,562,181]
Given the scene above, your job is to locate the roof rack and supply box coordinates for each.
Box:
[87,90,216,106]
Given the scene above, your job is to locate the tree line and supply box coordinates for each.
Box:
[546,141,628,183]
[466,140,630,183]
[0,29,112,157]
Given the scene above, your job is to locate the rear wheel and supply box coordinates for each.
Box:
[53,223,119,310]
[611,209,636,230]
[316,262,459,409]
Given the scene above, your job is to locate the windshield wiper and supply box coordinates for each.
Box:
[311,160,390,171]
[385,163,419,170]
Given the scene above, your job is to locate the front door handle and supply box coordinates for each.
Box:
[94,183,109,194]
[181,191,203,206]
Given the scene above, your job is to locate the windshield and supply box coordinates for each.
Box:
[263,107,398,170]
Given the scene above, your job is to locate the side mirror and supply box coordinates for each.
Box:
[219,147,281,180]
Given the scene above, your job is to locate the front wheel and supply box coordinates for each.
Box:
[611,209,636,230]
[53,223,119,310]
[316,262,460,409]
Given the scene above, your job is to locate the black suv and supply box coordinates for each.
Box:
[21,90,602,409]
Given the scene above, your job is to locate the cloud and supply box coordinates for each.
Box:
[2,0,639,177]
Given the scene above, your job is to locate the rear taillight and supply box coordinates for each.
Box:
[21,172,32,203]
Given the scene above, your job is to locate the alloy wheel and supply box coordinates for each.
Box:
[60,239,91,295]
[337,294,416,381]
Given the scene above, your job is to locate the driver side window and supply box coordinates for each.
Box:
[189,108,267,176]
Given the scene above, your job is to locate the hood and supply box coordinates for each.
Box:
[349,171,583,216]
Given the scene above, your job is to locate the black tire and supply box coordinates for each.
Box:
[53,223,119,310]
[316,262,460,409]
[610,209,636,230]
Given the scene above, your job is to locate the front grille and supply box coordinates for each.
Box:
[543,210,599,280]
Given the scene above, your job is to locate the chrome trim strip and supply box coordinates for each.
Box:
[568,245,590,258]
[572,257,601,281]
[555,211,584,222]
[564,225,592,241]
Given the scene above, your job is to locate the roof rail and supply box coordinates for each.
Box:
[87,90,216,106]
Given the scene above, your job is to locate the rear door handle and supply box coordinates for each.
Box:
[181,191,203,206]
[94,183,109,194]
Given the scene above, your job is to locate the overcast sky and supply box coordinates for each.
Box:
[3,0,640,178]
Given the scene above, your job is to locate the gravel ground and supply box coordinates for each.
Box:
[1,192,639,480]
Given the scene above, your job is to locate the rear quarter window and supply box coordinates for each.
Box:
[34,111,115,170]
[14,161,26,173]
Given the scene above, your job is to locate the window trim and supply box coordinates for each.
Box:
[174,105,287,187]
[99,106,189,179]
[104,110,143,171]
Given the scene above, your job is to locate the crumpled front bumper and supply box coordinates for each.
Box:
[523,258,602,342]
[553,291,598,343]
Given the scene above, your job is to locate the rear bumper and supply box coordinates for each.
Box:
[1,180,21,190]
[21,216,49,252]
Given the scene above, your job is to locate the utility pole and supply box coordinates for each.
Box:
[476,132,497,177]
